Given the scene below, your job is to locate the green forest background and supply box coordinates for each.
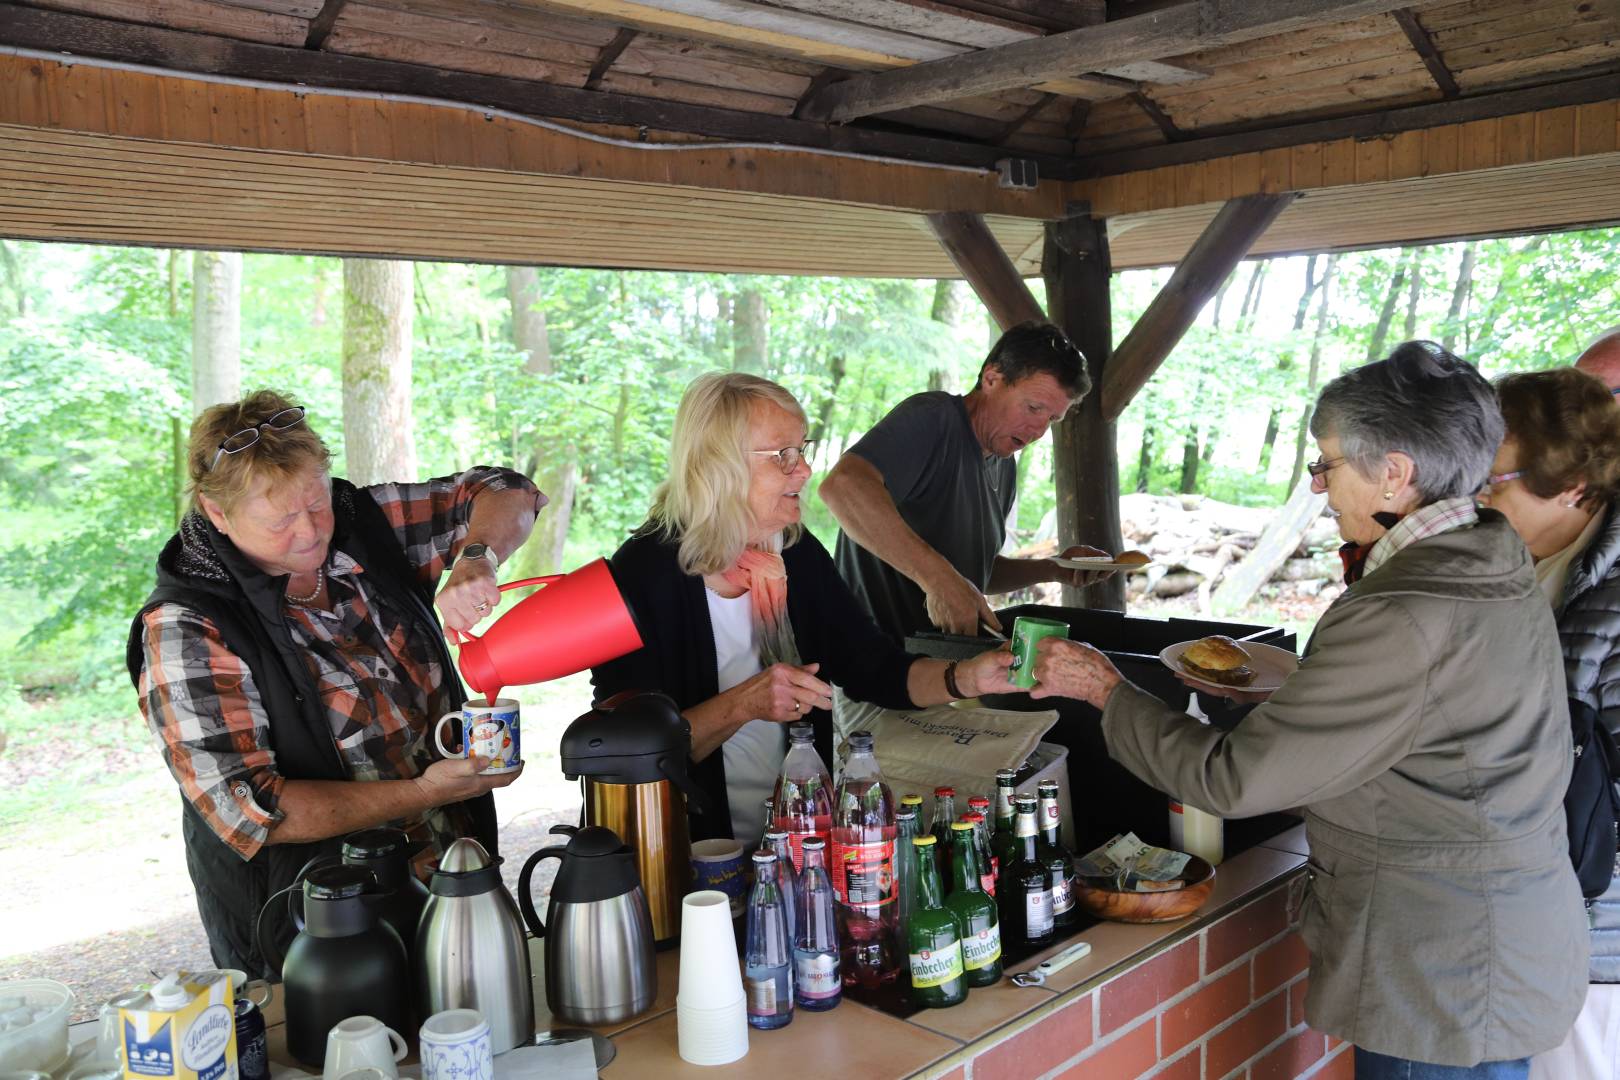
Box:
[0,230,1616,823]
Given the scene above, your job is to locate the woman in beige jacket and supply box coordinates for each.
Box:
[1034,342,1587,1080]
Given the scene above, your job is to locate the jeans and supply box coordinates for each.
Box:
[1355,1048,1531,1080]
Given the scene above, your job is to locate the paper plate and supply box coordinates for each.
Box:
[1051,556,1155,573]
[1159,640,1299,694]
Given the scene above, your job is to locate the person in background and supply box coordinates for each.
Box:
[1574,327,1620,392]
[591,372,1017,848]
[820,320,1107,644]
[1030,343,1587,1079]
[1483,367,1620,1080]
[129,390,544,976]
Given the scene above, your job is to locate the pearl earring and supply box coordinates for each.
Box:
[1383,491,1393,500]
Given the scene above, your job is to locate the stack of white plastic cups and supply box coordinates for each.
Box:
[676,891,749,1065]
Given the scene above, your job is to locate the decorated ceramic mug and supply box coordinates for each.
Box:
[433,699,521,773]
[419,1010,493,1080]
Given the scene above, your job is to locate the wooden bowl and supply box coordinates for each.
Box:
[1072,855,1217,923]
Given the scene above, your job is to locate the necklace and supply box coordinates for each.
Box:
[286,567,325,604]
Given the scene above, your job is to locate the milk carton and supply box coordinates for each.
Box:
[121,972,238,1080]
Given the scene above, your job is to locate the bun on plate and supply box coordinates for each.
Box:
[1114,550,1151,566]
[1181,635,1256,687]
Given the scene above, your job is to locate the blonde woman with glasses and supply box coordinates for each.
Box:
[591,372,1018,848]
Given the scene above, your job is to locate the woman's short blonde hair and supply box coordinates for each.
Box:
[187,389,332,515]
[650,372,807,576]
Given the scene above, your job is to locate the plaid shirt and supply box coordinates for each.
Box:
[137,467,544,862]
[1362,496,1480,579]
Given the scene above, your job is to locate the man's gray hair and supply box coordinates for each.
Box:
[1310,341,1504,504]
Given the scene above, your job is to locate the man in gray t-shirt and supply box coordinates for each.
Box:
[823,321,1102,644]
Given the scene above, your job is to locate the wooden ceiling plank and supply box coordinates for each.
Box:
[1443,18,1620,73]
[331,3,604,66]
[321,27,594,85]
[1454,43,1620,93]
[596,70,797,114]
[0,9,1087,176]
[348,0,624,48]
[800,0,1454,121]
[754,0,1038,48]
[1066,68,1620,178]
[1421,0,1602,37]
[611,37,814,97]
[1161,11,1397,71]
[16,0,308,45]
[1097,59,1207,84]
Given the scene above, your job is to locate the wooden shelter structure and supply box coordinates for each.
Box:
[2,0,1617,609]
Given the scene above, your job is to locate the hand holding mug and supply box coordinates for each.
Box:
[434,699,522,773]
[1031,637,1122,707]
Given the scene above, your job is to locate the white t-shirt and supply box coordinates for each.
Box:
[707,588,787,848]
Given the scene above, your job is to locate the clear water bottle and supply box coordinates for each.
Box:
[772,721,833,873]
[764,830,800,941]
[744,850,794,1030]
[831,730,899,988]
[894,806,920,959]
[793,836,841,1011]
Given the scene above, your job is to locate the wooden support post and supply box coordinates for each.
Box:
[1101,192,1297,421]
[1045,215,1125,611]
[927,212,1045,331]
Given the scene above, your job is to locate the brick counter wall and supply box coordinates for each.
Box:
[931,879,1350,1080]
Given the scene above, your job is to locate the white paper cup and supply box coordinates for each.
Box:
[677,891,745,1008]
[676,999,748,1066]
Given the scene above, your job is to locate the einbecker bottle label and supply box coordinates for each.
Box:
[1051,874,1074,914]
[909,941,964,988]
[1025,887,1055,936]
[961,924,1003,971]
[746,976,778,1015]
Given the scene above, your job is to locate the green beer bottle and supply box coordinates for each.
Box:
[895,806,921,952]
[998,795,1055,947]
[1037,781,1078,929]
[945,822,1003,988]
[906,835,967,1008]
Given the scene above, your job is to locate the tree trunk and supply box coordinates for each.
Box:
[812,353,847,446]
[1236,260,1268,331]
[1403,254,1422,339]
[342,258,417,485]
[503,266,573,577]
[1440,241,1476,353]
[1471,236,1546,352]
[167,251,184,319]
[733,288,768,372]
[1367,249,1412,361]
[312,263,330,328]
[191,251,242,415]
[1288,254,1339,492]
[1259,255,1320,469]
[0,240,25,317]
[1135,426,1154,493]
[929,279,969,392]
[1179,425,1200,493]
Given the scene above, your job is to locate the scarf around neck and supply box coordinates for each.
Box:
[718,546,801,667]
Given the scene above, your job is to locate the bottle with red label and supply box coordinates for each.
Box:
[831,730,899,988]
[962,811,997,896]
[772,721,833,873]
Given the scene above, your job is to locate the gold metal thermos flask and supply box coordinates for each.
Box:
[585,779,691,944]
[560,692,702,947]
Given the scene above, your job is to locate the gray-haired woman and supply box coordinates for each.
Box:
[1033,343,1587,1079]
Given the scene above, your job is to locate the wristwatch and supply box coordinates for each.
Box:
[460,543,499,571]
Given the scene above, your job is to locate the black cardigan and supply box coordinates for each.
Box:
[590,527,919,840]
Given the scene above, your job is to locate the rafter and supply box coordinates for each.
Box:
[1392,7,1459,99]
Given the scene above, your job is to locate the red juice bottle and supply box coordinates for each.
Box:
[831,730,899,988]
[772,721,833,873]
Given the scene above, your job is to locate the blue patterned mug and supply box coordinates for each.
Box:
[419,1010,493,1080]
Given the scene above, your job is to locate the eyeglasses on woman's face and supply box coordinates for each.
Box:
[208,406,307,471]
[749,440,814,475]
[1306,455,1346,493]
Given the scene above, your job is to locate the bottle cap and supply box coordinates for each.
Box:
[950,821,974,832]
[764,830,788,842]
[788,721,814,741]
[802,835,826,850]
[996,769,1016,781]
[934,786,955,797]
[963,812,986,824]
[752,850,777,865]
[1038,780,1059,793]
[912,835,937,847]
[901,794,923,806]
[968,796,990,808]
[149,974,190,1009]
[848,731,874,750]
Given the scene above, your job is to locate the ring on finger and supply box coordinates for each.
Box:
[793,701,802,713]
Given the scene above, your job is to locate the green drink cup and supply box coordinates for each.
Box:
[1010,617,1070,689]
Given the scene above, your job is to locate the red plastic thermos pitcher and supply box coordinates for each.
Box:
[453,558,643,702]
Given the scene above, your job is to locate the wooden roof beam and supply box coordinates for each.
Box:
[801,0,1449,122]
[1391,8,1459,99]
[1101,192,1296,421]
[0,7,1084,177]
[303,0,348,50]
[927,211,1045,330]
